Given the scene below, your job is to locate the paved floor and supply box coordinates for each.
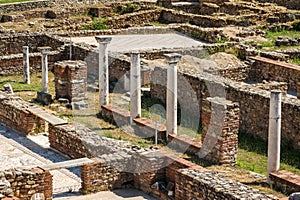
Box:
[0,124,81,197]
[71,33,204,53]
[58,189,157,200]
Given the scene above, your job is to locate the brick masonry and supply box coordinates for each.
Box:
[270,170,300,195]
[0,167,52,200]
[54,60,87,103]
[0,92,45,135]
[201,97,239,166]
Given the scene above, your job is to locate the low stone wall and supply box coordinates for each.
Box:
[159,9,228,27]
[0,33,65,56]
[0,92,45,135]
[249,56,300,92]
[175,169,277,200]
[256,0,300,10]
[48,122,130,159]
[0,167,52,200]
[270,170,300,195]
[81,156,133,194]
[0,0,49,14]
[0,51,61,76]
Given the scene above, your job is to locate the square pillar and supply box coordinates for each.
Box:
[165,53,181,136]
[95,36,112,112]
[54,60,87,103]
[201,97,240,166]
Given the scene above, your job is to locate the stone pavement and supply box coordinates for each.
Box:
[57,189,157,200]
[0,124,81,197]
[71,33,205,53]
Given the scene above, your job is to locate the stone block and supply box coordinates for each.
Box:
[36,92,52,105]
[72,101,88,110]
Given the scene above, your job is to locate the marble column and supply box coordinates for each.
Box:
[38,46,51,93]
[23,46,30,84]
[95,36,112,112]
[130,52,141,123]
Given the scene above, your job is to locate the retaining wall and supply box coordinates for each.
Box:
[0,0,49,14]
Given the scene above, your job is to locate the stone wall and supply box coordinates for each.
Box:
[151,66,300,150]
[48,122,130,159]
[175,169,277,200]
[81,156,133,194]
[0,0,49,14]
[0,167,52,200]
[0,51,61,76]
[159,9,228,27]
[249,56,300,92]
[0,33,65,56]
[270,170,300,195]
[256,0,300,10]
[201,97,239,166]
[0,92,45,135]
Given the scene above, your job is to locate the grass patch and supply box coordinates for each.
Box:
[265,30,300,40]
[258,41,274,48]
[84,17,108,30]
[288,57,300,65]
[0,0,31,4]
[114,3,140,15]
[237,132,300,176]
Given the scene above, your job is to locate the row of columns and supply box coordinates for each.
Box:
[22,46,51,93]
[95,36,181,136]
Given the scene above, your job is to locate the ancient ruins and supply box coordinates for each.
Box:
[0,0,299,199]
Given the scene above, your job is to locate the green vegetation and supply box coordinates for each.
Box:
[84,17,108,30]
[289,57,300,65]
[114,3,140,15]
[237,132,300,176]
[258,41,274,48]
[0,0,31,4]
[265,29,300,40]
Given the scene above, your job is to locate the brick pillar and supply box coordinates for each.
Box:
[297,82,300,99]
[54,60,87,103]
[201,97,239,166]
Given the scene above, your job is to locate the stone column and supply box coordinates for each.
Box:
[95,36,112,112]
[297,82,300,99]
[267,90,282,184]
[201,97,240,166]
[130,52,141,123]
[22,46,30,84]
[38,46,51,93]
[165,53,181,136]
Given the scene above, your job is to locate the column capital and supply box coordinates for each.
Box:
[38,46,51,54]
[95,36,112,44]
[22,46,29,50]
[164,53,182,64]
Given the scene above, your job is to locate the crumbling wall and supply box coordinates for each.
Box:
[0,92,45,135]
[0,167,52,200]
[175,169,277,200]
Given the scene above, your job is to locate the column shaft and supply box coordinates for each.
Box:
[23,46,30,84]
[130,53,141,123]
[267,90,282,184]
[42,54,48,93]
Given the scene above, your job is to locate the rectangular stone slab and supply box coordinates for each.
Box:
[28,107,68,126]
[41,157,94,171]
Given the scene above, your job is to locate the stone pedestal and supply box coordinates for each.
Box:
[201,97,240,166]
[54,60,87,104]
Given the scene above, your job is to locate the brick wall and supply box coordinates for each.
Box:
[0,51,61,76]
[0,92,45,135]
[81,156,133,194]
[0,167,52,200]
[201,97,239,166]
